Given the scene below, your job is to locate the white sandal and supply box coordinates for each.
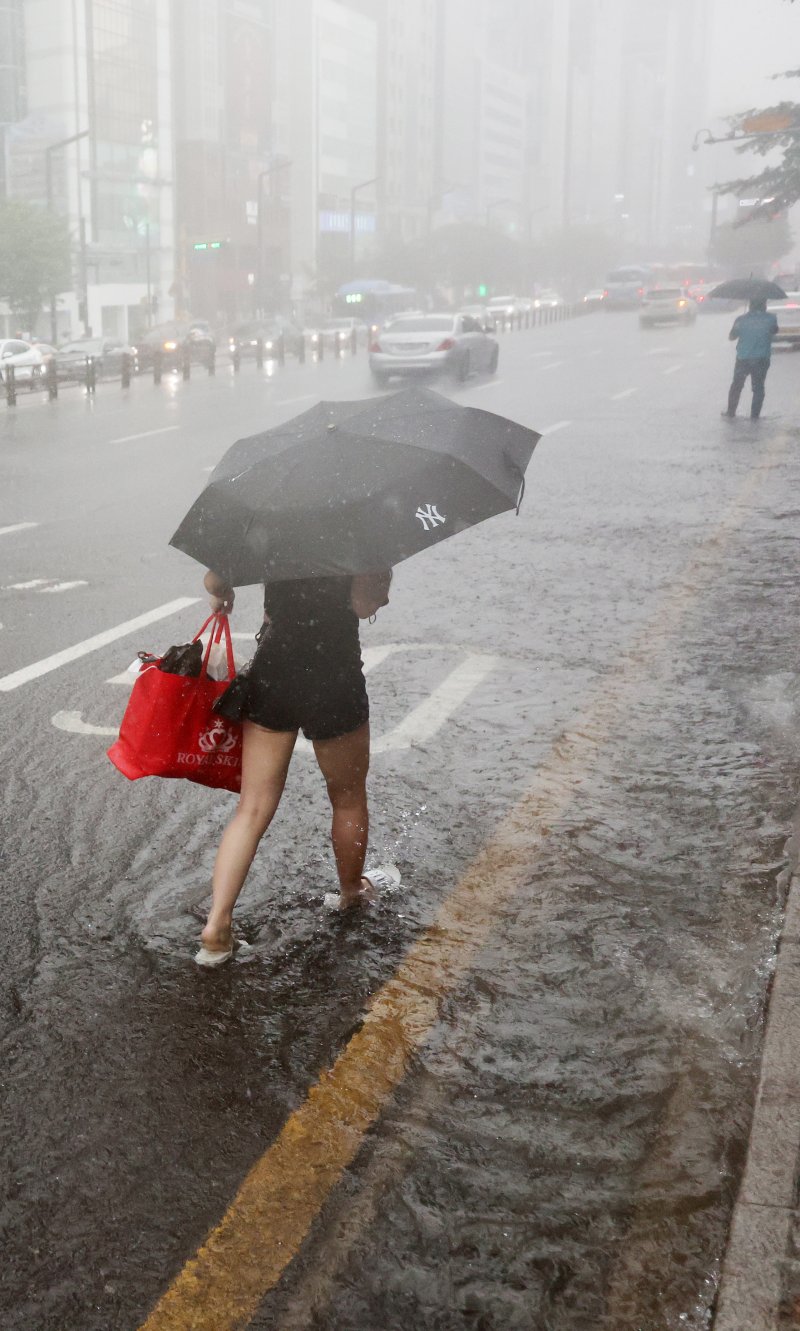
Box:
[324,863,401,912]
[194,937,252,967]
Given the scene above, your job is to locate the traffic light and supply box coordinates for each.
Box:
[192,240,224,251]
[478,284,488,297]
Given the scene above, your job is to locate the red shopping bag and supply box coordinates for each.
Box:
[107,614,243,793]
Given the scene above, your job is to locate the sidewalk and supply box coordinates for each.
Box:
[714,821,800,1330]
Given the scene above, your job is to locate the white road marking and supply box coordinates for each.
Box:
[276,394,316,407]
[59,643,494,754]
[473,379,505,390]
[542,420,572,435]
[539,360,564,372]
[110,426,180,445]
[528,351,555,360]
[663,363,683,375]
[5,577,88,593]
[0,522,39,538]
[40,580,89,594]
[0,597,200,693]
[372,653,498,754]
[610,388,638,401]
[52,711,118,738]
[645,346,669,355]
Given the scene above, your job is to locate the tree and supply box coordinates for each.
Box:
[375,223,524,303]
[0,200,71,332]
[530,225,623,295]
[712,211,793,272]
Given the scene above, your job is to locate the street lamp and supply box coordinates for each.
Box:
[44,129,89,342]
[350,177,378,271]
[257,157,291,315]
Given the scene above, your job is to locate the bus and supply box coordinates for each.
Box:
[332,280,420,327]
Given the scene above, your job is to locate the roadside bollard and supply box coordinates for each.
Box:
[182,347,191,380]
[278,332,286,366]
[335,331,342,359]
[5,365,16,406]
[232,344,241,373]
[256,336,264,369]
[46,358,58,400]
[298,335,306,364]
[153,347,163,384]
[121,351,132,389]
[85,356,97,394]
[207,345,216,376]
[350,327,358,355]
[317,334,324,361]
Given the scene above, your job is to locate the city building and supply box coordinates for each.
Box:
[375,0,438,247]
[272,0,378,307]
[0,0,26,198]
[13,0,175,342]
[170,0,275,323]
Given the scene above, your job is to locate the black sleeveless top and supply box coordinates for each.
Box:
[258,576,361,669]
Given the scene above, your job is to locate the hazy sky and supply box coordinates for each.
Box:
[709,0,799,117]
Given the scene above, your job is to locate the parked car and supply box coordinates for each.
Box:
[54,337,137,380]
[769,292,800,347]
[0,338,43,385]
[369,312,499,386]
[226,318,304,359]
[137,320,216,369]
[639,288,697,328]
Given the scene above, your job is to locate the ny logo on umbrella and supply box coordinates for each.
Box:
[415,504,446,532]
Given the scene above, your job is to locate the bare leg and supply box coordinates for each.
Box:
[313,722,371,907]
[201,722,297,951]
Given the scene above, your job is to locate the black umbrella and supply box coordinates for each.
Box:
[710,277,787,302]
[170,386,540,584]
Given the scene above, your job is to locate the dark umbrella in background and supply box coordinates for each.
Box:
[170,387,540,584]
[710,277,787,302]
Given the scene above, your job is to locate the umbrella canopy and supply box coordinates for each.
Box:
[710,277,787,302]
[170,386,540,585]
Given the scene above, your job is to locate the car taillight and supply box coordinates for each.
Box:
[437,338,455,351]
[603,289,609,297]
[370,340,382,353]
[637,287,644,296]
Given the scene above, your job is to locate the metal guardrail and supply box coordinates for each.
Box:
[1,303,595,408]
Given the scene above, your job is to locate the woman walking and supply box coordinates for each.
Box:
[195,568,396,966]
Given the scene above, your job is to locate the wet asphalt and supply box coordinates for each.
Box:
[2,313,800,1330]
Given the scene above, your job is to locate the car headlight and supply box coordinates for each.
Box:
[164,340,178,351]
[265,341,274,350]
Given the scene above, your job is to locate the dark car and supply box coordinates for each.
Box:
[226,318,304,360]
[137,320,216,369]
[54,336,137,380]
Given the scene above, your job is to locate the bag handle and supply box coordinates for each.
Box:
[199,613,236,682]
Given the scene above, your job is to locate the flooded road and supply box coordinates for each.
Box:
[2,314,799,1328]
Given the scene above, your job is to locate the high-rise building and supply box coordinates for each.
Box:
[0,0,26,197]
[375,0,438,246]
[171,0,275,322]
[272,0,378,303]
[16,0,175,341]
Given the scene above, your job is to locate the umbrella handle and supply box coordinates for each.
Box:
[515,473,526,515]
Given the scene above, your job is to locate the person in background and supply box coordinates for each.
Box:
[194,568,397,966]
[722,297,779,420]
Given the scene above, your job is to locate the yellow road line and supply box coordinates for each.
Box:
[138,434,788,1331]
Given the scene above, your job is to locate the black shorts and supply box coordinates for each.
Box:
[241,652,369,742]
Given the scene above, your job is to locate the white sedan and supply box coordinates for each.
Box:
[0,338,43,384]
[769,292,800,348]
